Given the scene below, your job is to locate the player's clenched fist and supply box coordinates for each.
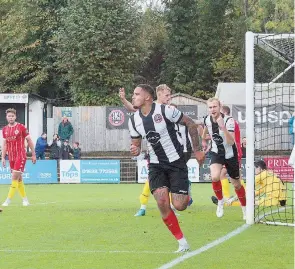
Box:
[216,116,225,130]
[130,144,140,156]
[195,151,205,166]
[119,88,126,100]
[32,154,36,164]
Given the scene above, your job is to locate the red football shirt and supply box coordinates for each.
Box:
[234,120,242,161]
[2,123,29,161]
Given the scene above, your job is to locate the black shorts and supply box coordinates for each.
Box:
[210,152,240,180]
[149,158,189,195]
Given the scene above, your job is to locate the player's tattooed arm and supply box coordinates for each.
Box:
[130,138,142,156]
[179,115,205,165]
[179,115,201,151]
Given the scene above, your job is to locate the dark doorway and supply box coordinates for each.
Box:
[0,104,26,129]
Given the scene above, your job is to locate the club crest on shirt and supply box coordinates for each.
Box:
[154,114,163,123]
[14,130,19,135]
[146,131,161,145]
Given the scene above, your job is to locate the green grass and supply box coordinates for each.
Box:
[0,184,293,269]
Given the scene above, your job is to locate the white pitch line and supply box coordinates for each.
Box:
[0,249,175,254]
[7,202,58,207]
[157,224,250,269]
[31,202,58,205]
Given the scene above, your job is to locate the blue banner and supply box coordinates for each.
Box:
[80,160,120,183]
[0,160,58,184]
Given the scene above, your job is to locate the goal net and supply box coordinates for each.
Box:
[246,32,294,226]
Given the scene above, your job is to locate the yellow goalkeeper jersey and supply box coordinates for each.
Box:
[255,170,287,201]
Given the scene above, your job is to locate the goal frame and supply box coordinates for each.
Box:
[245,31,295,226]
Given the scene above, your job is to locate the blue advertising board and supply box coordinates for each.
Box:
[80,160,120,183]
[0,160,58,184]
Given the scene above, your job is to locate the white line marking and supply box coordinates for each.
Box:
[7,202,58,207]
[157,224,250,269]
[31,202,57,205]
[0,249,175,254]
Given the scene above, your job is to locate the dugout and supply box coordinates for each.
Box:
[0,93,48,150]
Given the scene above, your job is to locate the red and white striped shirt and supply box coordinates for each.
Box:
[2,123,29,161]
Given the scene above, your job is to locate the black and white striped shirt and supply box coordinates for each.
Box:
[128,103,184,164]
[177,124,192,154]
[204,114,236,159]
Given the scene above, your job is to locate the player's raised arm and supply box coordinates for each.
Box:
[119,88,137,112]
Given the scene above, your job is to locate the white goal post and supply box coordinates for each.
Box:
[245,31,295,226]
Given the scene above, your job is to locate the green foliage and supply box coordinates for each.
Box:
[0,0,67,100]
[136,8,167,87]
[55,0,141,106]
[161,0,230,97]
[247,0,294,33]
[0,0,293,105]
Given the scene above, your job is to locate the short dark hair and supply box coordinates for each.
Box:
[74,142,79,146]
[137,84,155,100]
[222,105,231,115]
[254,160,267,170]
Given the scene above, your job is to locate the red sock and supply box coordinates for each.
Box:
[235,185,246,206]
[163,210,183,240]
[212,181,223,200]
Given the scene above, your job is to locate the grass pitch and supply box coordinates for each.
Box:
[0,184,293,269]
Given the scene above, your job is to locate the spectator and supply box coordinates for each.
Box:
[61,139,72,160]
[35,133,48,160]
[58,117,74,142]
[71,142,81,160]
[288,112,295,146]
[241,137,246,158]
[48,134,61,160]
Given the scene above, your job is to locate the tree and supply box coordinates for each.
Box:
[213,0,247,83]
[0,0,68,101]
[55,0,142,106]
[135,8,167,87]
[161,0,229,97]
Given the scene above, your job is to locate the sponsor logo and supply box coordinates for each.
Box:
[60,161,80,183]
[154,114,163,123]
[235,106,291,126]
[212,133,223,145]
[179,190,188,194]
[62,163,79,178]
[146,131,161,145]
[108,110,125,127]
